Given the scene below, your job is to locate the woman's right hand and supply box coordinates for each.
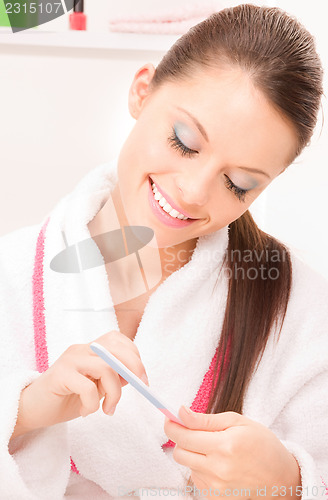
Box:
[12,331,149,439]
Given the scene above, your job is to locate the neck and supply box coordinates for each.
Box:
[87,182,198,292]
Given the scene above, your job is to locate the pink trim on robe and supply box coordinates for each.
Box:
[33,217,80,475]
[32,219,327,493]
[162,338,231,448]
[33,217,50,374]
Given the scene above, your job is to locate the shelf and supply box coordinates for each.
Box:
[0,28,181,53]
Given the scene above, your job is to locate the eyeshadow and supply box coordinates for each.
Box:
[174,122,198,148]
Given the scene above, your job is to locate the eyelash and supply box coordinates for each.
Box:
[223,175,248,203]
[167,129,198,158]
[167,129,249,203]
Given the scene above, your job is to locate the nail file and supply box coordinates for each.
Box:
[90,342,185,426]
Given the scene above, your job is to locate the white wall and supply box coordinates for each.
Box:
[1,0,327,279]
[0,43,165,236]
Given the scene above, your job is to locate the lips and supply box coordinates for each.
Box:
[149,176,198,220]
[148,177,197,228]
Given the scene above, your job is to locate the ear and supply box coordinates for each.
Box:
[128,63,156,119]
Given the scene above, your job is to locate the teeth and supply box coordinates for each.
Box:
[151,181,189,220]
[163,203,173,213]
[169,208,179,218]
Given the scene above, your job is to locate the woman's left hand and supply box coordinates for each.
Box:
[164,406,301,499]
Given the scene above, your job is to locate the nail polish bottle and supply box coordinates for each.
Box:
[69,0,87,31]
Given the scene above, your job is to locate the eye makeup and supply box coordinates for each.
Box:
[167,125,253,203]
[223,175,249,202]
[174,122,199,150]
[167,125,198,159]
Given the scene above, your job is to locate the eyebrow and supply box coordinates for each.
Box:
[237,166,271,179]
[176,106,271,180]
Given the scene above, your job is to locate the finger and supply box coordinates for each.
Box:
[75,353,120,380]
[65,369,101,417]
[164,419,218,455]
[89,339,149,385]
[82,353,130,389]
[75,356,125,409]
[98,368,122,414]
[179,406,248,431]
[93,330,142,360]
[173,445,207,471]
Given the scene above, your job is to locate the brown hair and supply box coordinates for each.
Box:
[149,1,324,450]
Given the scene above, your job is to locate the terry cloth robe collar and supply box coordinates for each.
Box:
[35,156,231,494]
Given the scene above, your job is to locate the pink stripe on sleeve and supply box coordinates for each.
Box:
[33,217,80,475]
[33,217,50,373]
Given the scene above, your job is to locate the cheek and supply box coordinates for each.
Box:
[148,137,171,163]
[207,198,250,231]
[228,200,252,220]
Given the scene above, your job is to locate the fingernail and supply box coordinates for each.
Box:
[141,373,149,386]
[182,405,193,414]
[106,405,116,416]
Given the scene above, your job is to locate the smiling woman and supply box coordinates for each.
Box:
[128,5,325,495]
[1,3,328,500]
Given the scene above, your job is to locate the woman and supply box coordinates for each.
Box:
[1,4,327,499]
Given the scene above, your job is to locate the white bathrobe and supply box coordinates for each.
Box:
[0,157,327,500]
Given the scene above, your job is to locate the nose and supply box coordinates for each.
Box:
[176,165,215,207]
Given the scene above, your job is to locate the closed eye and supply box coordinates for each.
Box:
[223,175,248,203]
[168,128,249,203]
[167,129,198,158]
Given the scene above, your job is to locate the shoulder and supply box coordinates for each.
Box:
[273,248,328,373]
[288,250,328,318]
[248,248,328,410]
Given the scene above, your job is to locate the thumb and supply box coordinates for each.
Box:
[178,406,244,431]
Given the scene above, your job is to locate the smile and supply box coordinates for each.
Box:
[151,181,189,220]
[148,177,198,229]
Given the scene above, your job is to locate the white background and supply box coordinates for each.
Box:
[0,0,327,279]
